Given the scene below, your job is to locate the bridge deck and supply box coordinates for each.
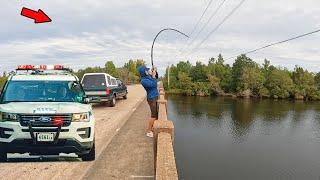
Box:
[83,100,154,180]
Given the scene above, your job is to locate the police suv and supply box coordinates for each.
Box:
[0,65,95,162]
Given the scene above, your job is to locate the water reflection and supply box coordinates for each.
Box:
[168,95,320,180]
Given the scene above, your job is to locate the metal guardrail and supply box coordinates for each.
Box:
[154,82,178,180]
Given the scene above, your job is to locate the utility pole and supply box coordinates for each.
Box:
[167,63,170,89]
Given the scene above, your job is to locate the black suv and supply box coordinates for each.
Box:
[81,73,128,106]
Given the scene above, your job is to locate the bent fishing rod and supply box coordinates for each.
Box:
[150,28,189,69]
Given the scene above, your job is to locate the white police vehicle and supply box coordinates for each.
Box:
[0,65,95,162]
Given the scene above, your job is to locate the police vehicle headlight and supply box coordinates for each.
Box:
[0,112,18,122]
[72,113,89,122]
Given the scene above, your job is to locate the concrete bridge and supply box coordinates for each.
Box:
[0,84,177,180]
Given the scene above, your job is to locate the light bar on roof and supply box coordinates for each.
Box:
[17,64,66,71]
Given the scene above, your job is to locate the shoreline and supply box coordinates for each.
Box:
[165,89,315,101]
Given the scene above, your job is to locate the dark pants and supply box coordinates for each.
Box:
[147,98,158,119]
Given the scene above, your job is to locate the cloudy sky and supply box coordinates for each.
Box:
[0,0,319,75]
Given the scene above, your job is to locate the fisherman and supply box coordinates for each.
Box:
[138,65,159,138]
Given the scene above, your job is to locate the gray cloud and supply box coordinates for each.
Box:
[0,0,319,75]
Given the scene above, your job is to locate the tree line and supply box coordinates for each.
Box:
[1,56,320,101]
[163,54,320,100]
[0,59,145,91]
[75,59,145,84]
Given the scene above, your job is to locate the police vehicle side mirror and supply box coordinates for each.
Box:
[71,83,82,92]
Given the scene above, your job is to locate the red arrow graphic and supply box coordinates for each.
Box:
[21,7,52,24]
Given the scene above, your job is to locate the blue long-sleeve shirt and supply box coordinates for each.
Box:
[139,66,159,100]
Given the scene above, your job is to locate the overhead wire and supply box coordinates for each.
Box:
[188,0,214,38]
[184,0,228,52]
[187,0,247,55]
[225,28,320,60]
[179,0,215,53]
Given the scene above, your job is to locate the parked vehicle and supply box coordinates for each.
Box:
[81,73,128,107]
[0,65,96,162]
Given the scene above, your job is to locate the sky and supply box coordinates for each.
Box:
[0,0,319,75]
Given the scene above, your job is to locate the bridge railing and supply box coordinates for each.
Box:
[154,82,178,180]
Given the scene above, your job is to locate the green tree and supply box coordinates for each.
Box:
[266,68,294,99]
[207,54,232,93]
[75,66,105,80]
[117,67,130,84]
[176,61,192,74]
[216,54,224,65]
[262,59,271,77]
[105,61,118,77]
[292,66,318,100]
[124,59,146,83]
[190,61,207,82]
[231,54,259,92]
[208,57,215,64]
[165,65,179,89]
[177,72,193,95]
[192,82,211,96]
[242,66,265,96]
[207,74,222,95]
[0,76,7,91]
[315,72,320,90]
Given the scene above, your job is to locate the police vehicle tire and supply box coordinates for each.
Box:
[81,143,95,161]
[123,94,127,99]
[110,95,116,107]
[0,151,7,162]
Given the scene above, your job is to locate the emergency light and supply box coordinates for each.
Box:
[17,64,66,71]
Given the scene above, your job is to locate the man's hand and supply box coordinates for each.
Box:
[152,68,157,79]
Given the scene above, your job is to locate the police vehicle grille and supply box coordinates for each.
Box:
[19,114,72,127]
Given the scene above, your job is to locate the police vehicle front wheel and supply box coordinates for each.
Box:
[0,151,7,162]
[81,143,95,161]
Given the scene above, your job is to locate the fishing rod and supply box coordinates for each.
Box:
[151,28,189,69]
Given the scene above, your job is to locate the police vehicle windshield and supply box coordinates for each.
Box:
[2,81,85,103]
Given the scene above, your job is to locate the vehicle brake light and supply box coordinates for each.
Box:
[105,88,110,95]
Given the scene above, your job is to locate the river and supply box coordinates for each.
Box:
[167,95,320,180]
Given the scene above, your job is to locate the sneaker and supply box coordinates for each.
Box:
[146,132,154,138]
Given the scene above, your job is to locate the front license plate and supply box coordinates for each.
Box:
[37,133,55,142]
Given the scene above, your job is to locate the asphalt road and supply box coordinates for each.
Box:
[0,85,147,180]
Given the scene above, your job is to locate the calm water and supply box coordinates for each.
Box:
[167,95,320,180]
